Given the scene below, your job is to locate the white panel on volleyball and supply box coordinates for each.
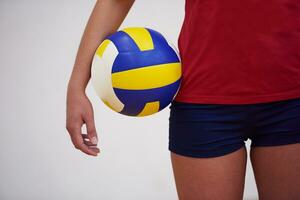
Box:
[91,42,124,112]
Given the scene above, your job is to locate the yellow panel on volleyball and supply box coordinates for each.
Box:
[137,101,160,117]
[122,27,154,51]
[111,62,181,90]
[95,39,111,58]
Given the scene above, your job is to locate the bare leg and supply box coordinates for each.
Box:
[170,147,247,200]
[250,143,300,200]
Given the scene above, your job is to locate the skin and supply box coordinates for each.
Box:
[66,0,135,156]
[66,0,300,199]
[250,143,300,200]
[171,143,300,200]
[170,147,247,200]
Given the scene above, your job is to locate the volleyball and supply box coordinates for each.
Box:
[91,27,182,117]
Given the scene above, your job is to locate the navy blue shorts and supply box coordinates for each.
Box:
[168,97,300,158]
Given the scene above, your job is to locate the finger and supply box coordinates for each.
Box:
[74,133,99,156]
[69,125,99,156]
[83,139,97,146]
[82,134,98,146]
[81,134,100,152]
[89,146,100,153]
[83,113,98,145]
[82,134,90,141]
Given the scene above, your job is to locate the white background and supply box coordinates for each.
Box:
[0,0,258,199]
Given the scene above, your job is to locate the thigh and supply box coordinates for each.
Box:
[250,143,300,200]
[168,101,250,199]
[170,146,247,200]
[248,97,300,199]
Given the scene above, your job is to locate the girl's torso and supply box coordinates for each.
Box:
[175,0,300,104]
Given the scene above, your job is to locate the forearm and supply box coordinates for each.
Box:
[68,0,135,95]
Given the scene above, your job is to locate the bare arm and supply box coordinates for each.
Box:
[66,0,135,156]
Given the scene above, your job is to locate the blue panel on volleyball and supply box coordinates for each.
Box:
[114,78,181,116]
[112,48,180,73]
[146,28,171,50]
[107,31,140,52]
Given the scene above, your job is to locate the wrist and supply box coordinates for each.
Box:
[67,80,87,98]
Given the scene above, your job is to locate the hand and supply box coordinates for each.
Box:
[66,92,100,156]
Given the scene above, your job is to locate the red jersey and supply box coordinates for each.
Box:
[174,0,300,104]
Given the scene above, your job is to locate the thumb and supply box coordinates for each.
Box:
[83,113,98,145]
